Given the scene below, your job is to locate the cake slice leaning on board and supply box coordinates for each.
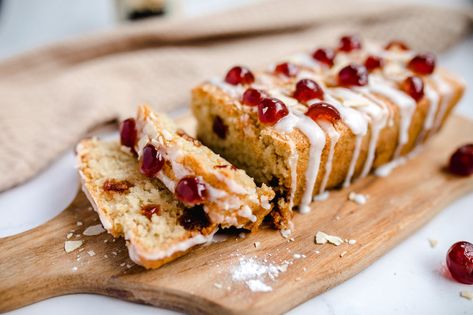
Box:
[121,105,275,231]
[77,139,217,269]
[191,35,465,230]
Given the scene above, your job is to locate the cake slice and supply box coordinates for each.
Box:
[77,139,217,269]
[191,36,465,229]
[120,105,275,231]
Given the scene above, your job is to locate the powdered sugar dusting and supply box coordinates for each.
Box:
[231,255,294,292]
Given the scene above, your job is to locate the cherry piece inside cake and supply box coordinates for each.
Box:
[191,35,465,229]
[130,105,275,231]
[77,139,218,269]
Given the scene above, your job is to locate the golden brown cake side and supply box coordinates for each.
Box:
[191,39,465,230]
[131,105,275,231]
[76,139,217,269]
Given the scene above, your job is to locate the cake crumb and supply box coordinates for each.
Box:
[83,224,106,236]
[120,263,126,267]
[348,192,367,205]
[76,221,83,226]
[280,229,292,239]
[295,277,301,281]
[315,231,344,246]
[87,250,96,257]
[214,283,223,289]
[72,266,78,272]
[66,233,73,239]
[126,264,132,269]
[104,254,108,258]
[335,215,341,221]
[64,240,83,253]
[428,238,438,248]
[293,254,302,259]
[254,241,261,248]
[340,251,347,257]
[460,290,473,301]
[238,232,246,239]
[314,250,320,254]
[348,239,357,245]
[112,251,117,256]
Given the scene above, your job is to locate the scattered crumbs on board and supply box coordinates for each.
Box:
[348,192,368,205]
[76,221,83,226]
[87,250,96,257]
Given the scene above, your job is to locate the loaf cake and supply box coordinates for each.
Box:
[120,106,275,231]
[191,35,465,230]
[77,139,217,269]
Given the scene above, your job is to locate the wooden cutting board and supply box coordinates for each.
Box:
[1,114,473,315]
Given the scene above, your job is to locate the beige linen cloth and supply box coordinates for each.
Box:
[0,0,472,192]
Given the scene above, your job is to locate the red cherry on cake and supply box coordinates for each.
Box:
[446,241,473,284]
[242,88,267,107]
[337,64,369,87]
[212,116,228,139]
[120,118,137,150]
[448,144,473,176]
[338,35,362,52]
[408,53,436,75]
[312,48,336,67]
[224,66,255,85]
[175,176,207,205]
[305,102,341,123]
[257,97,289,126]
[293,79,324,103]
[385,40,410,51]
[274,62,298,77]
[364,55,383,72]
[401,76,424,101]
[140,144,164,177]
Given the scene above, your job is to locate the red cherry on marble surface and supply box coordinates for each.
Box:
[446,241,473,284]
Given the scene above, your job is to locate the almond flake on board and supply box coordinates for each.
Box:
[64,240,83,253]
[428,238,438,248]
[83,224,106,236]
[315,231,344,246]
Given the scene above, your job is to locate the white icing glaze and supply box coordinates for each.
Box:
[208,77,244,98]
[316,120,340,196]
[286,138,299,210]
[275,112,326,214]
[127,230,216,263]
[417,82,440,143]
[368,76,416,158]
[343,135,363,187]
[431,74,453,131]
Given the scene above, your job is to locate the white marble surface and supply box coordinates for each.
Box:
[1,0,472,314]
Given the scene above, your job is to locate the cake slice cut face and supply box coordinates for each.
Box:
[191,36,465,229]
[77,139,217,269]
[122,105,275,231]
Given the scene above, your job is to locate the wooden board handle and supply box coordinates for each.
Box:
[0,192,102,312]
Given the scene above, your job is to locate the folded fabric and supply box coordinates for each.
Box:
[0,0,471,191]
